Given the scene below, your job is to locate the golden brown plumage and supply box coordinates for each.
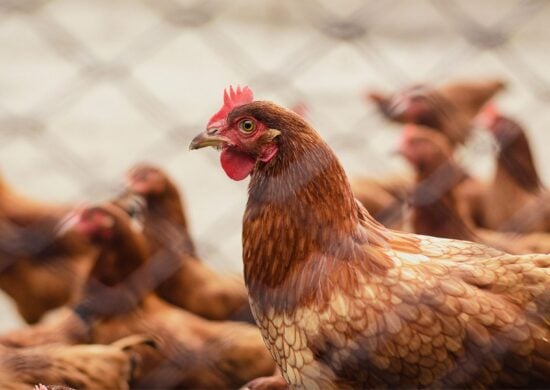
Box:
[191,89,550,388]
[117,163,253,322]
[0,335,155,390]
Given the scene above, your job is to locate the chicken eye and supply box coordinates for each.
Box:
[238,119,255,134]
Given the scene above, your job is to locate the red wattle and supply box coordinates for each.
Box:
[220,148,256,181]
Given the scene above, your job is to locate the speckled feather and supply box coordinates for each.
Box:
[235,101,550,388]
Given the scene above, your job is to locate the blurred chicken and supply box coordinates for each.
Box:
[400,124,550,254]
[0,335,155,390]
[369,78,505,145]
[398,124,480,239]
[0,175,95,323]
[353,78,503,226]
[116,164,253,322]
[477,105,550,233]
[65,203,274,388]
[190,86,550,388]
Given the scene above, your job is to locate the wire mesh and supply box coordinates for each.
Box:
[0,0,549,385]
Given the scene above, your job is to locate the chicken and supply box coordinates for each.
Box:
[116,163,253,321]
[60,203,274,388]
[397,124,481,240]
[368,79,505,145]
[122,164,196,257]
[0,176,95,323]
[355,79,503,225]
[400,123,550,254]
[0,335,155,390]
[477,105,550,233]
[190,86,550,388]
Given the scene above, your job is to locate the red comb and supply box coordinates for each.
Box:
[476,103,500,129]
[207,86,254,127]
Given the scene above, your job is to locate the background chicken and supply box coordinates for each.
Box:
[191,87,550,388]
[0,175,95,324]
[117,163,253,321]
[476,106,550,233]
[400,123,550,254]
[352,78,504,229]
[24,202,274,388]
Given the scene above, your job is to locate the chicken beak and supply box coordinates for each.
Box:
[189,132,231,150]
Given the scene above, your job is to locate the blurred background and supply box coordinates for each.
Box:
[1,0,550,331]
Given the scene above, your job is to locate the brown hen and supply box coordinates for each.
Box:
[116,163,253,321]
[401,124,550,254]
[191,86,550,388]
[52,203,273,389]
[0,175,95,323]
[477,106,550,233]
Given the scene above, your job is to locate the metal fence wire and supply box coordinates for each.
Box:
[0,0,549,383]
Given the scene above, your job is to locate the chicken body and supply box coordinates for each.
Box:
[191,93,550,388]
[478,114,550,233]
[0,202,276,388]
[119,164,253,321]
[355,78,502,227]
[400,124,550,254]
[0,335,153,390]
[91,294,275,388]
[12,202,275,388]
[0,176,94,323]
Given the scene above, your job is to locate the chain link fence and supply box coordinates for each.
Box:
[1,0,549,334]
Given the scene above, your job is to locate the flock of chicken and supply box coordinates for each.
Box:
[0,79,548,389]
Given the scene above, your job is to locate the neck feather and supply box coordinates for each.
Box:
[145,188,196,257]
[243,121,391,311]
[411,162,475,240]
[496,131,542,193]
